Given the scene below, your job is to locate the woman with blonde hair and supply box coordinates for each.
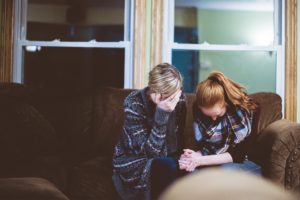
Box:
[179,71,261,173]
[112,63,186,200]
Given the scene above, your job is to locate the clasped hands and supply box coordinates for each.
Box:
[178,149,202,172]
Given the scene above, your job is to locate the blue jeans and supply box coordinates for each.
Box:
[220,160,262,175]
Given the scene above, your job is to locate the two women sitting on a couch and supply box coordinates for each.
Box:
[112,63,261,200]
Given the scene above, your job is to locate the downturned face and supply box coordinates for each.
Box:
[200,103,227,121]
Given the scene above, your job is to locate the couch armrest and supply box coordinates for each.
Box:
[254,119,300,191]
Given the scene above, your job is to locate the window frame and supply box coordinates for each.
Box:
[163,0,284,95]
[161,0,290,117]
[12,0,134,88]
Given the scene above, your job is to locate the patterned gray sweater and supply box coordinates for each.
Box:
[112,87,186,200]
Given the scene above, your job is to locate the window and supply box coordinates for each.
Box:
[13,0,133,89]
[164,0,284,96]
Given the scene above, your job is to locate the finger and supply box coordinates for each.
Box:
[164,91,179,102]
[178,163,185,169]
[179,157,190,162]
[180,154,188,159]
[184,149,194,154]
[179,163,189,170]
[170,90,182,104]
[150,93,159,104]
[155,93,161,103]
[187,164,195,172]
[178,160,189,165]
[180,160,190,165]
[174,90,182,100]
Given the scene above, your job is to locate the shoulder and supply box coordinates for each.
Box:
[124,90,144,106]
[124,89,148,116]
[232,106,253,120]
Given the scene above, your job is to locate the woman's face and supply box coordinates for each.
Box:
[200,103,227,121]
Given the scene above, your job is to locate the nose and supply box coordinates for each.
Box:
[211,116,217,121]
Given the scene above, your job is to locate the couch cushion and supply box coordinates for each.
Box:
[249,92,282,133]
[33,89,94,161]
[0,98,58,158]
[93,87,133,157]
[68,156,118,200]
[0,177,69,200]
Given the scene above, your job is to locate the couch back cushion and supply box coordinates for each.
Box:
[32,89,95,161]
[180,92,282,149]
[93,87,133,157]
[249,92,282,133]
[0,83,58,159]
[2,84,280,160]
[93,90,282,156]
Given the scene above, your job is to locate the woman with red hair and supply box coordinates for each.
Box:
[179,71,261,173]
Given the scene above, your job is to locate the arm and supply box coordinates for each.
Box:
[122,90,182,158]
[197,152,233,166]
[122,98,171,158]
[254,119,300,190]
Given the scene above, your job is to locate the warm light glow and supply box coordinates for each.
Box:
[251,30,274,46]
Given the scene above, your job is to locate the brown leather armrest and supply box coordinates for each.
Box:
[254,119,300,191]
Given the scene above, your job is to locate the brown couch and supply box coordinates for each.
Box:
[0,83,299,200]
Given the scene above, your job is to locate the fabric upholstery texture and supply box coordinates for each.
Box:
[0,98,58,158]
[255,120,300,191]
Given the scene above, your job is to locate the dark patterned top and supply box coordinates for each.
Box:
[112,87,186,200]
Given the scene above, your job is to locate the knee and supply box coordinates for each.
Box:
[151,157,178,173]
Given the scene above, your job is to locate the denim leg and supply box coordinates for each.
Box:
[150,157,179,200]
[220,160,262,175]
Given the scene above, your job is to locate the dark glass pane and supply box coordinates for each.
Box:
[27,0,124,41]
[172,50,276,93]
[24,47,124,90]
[174,0,276,45]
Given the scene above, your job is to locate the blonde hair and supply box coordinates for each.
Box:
[148,63,183,97]
[196,71,256,113]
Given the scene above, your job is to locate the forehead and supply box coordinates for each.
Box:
[200,104,223,114]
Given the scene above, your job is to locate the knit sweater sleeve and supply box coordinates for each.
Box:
[122,94,171,158]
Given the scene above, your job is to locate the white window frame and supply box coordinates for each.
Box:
[163,0,285,100]
[13,0,134,88]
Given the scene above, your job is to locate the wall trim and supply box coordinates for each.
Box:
[285,0,297,121]
[133,0,147,89]
[0,0,14,82]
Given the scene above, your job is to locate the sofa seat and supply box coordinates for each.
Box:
[68,156,118,200]
[0,177,69,200]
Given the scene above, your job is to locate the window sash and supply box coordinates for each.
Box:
[163,0,285,101]
[13,0,134,88]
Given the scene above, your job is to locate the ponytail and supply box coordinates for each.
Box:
[196,71,256,113]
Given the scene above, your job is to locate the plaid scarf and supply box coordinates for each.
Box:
[193,104,253,155]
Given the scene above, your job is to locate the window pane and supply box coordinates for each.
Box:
[27,0,124,41]
[174,0,276,45]
[24,47,124,90]
[172,50,276,93]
